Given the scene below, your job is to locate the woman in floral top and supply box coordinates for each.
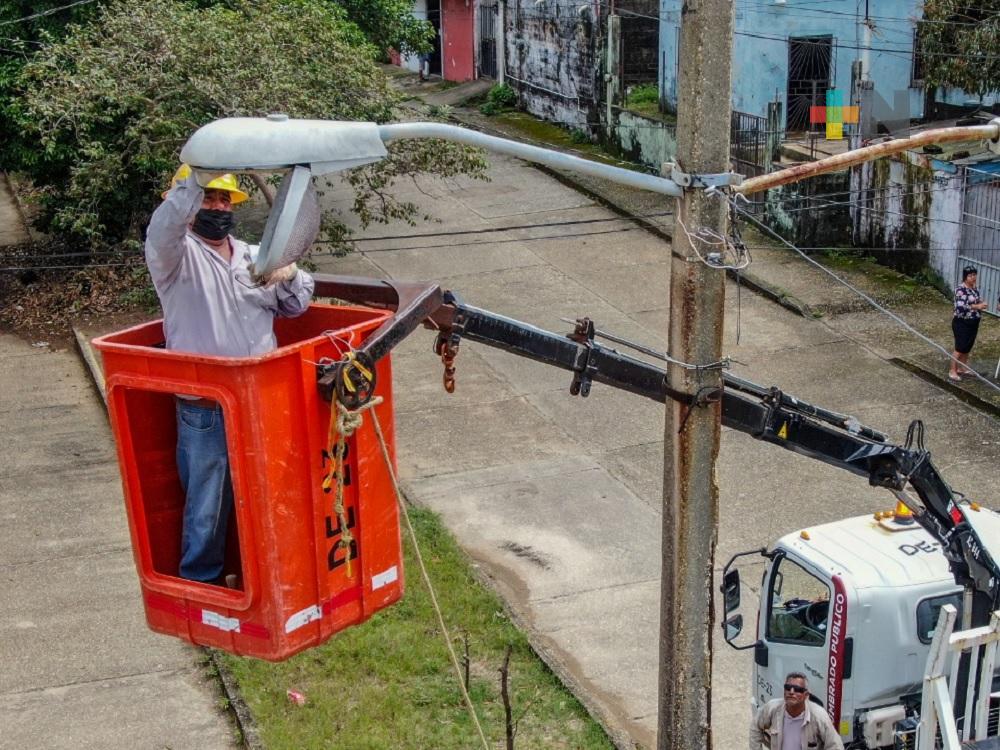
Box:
[949,266,989,382]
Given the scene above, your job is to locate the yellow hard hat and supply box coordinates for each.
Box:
[162,163,249,204]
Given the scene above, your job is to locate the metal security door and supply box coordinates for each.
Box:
[427,0,442,77]
[731,110,769,215]
[787,36,833,132]
[478,0,497,79]
[618,1,659,85]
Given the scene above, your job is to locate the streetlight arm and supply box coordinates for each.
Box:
[377,122,683,197]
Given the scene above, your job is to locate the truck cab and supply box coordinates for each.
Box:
[728,511,971,748]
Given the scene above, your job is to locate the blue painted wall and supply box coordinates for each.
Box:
[659,0,926,128]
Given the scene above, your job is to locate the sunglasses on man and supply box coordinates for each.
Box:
[783,684,807,694]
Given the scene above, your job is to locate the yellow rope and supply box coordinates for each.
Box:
[368,404,491,750]
[338,351,373,395]
[322,397,378,579]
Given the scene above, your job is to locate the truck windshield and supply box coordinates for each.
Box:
[916,592,962,644]
[767,556,831,647]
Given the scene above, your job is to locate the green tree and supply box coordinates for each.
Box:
[14,0,483,251]
[0,1,102,171]
[335,0,434,58]
[919,0,1000,99]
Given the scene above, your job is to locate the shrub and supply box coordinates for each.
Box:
[480,83,517,115]
[488,83,518,108]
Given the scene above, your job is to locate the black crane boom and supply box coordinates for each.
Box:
[312,274,1000,622]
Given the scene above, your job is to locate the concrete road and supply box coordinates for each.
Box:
[311,153,1000,748]
[0,334,237,750]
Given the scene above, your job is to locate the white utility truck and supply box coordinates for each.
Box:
[723,495,1000,749]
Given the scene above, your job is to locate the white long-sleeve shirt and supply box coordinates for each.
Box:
[144,175,315,357]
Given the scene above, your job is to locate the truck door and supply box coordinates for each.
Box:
[755,552,852,738]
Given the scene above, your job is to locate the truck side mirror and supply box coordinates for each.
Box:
[719,547,771,652]
[724,614,743,641]
[723,568,741,614]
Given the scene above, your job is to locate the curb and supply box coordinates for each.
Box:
[73,328,106,404]
[209,649,265,750]
[890,357,1000,420]
[725,268,816,319]
[71,324,264,750]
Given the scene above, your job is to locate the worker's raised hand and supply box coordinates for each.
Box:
[263,262,298,288]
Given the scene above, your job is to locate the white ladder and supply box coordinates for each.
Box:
[918,604,1000,749]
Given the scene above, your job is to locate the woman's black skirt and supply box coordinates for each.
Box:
[952,316,981,354]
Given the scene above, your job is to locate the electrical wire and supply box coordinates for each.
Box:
[730,197,1000,396]
[0,220,666,272]
[0,261,134,272]
[771,193,1000,232]
[1,212,676,268]
[340,210,673,243]
[0,249,142,260]
[0,0,98,27]
[737,1,996,28]
[541,0,1000,40]
[757,175,997,210]
[743,245,1000,254]
[332,224,648,254]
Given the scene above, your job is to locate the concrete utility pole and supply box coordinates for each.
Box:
[657,1,734,749]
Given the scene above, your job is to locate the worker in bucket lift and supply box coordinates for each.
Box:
[749,672,844,750]
[145,165,315,586]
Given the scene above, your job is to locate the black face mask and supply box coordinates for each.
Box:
[192,209,235,241]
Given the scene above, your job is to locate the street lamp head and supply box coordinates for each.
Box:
[179,116,388,175]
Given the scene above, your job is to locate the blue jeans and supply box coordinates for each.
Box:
[175,400,234,583]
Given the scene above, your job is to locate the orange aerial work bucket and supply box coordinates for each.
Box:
[92,303,403,661]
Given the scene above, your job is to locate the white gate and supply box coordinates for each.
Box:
[957,167,1000,321]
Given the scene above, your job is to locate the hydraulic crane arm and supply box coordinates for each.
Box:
[312,274,1000,621]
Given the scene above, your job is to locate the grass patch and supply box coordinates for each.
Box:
[218,506,613,750]
[489,111,627,164]
[623,83,674,122]
[816,247,942,303]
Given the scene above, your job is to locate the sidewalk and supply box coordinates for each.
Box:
[0,172,30,246]
[0,333,238,749]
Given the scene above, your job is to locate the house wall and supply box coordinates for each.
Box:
[850,153,975,279]
[399,0,430,74]
[927,169,965,282]
[609,110,677,167]
[506,0,603,132]
[934,87,998,110]
[763,171,853,248]
[442,0,476,82]
[659,0,926,128]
